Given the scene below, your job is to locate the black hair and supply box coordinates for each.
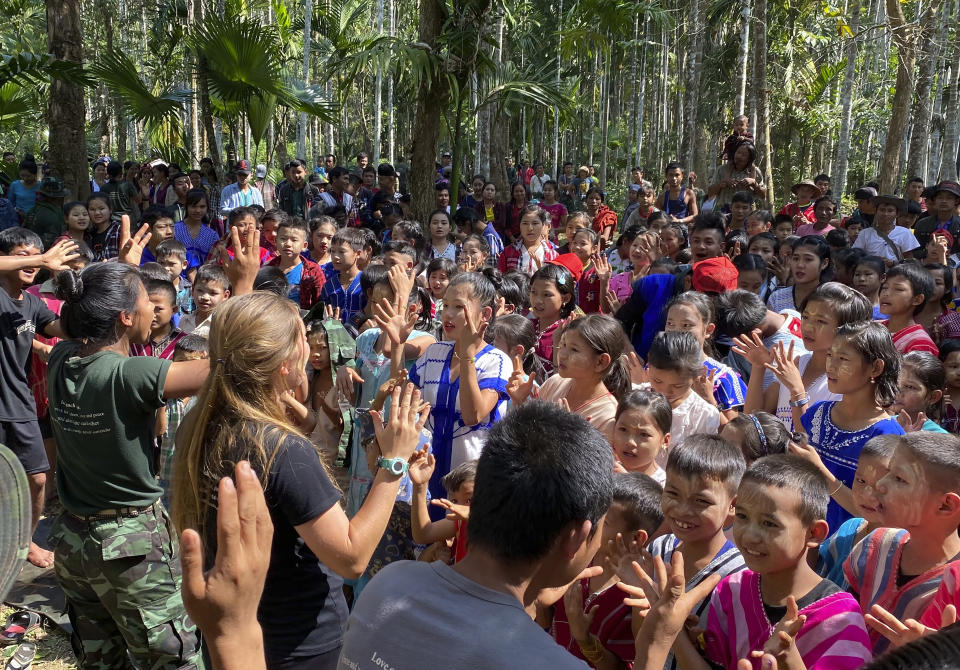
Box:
[273,216,307,241]
[441,459,477,493]
[794,235,834,282]
[468,400,614,561]
[485,313,546,384]
[715,289,767,338]
[185,189,209,212]
[884,261,935,315]
[261,208,289,226]
[727,412,790,463]
[584,186,605,202]
[728,141,757,166]
[825,228,850,249]
[740,454,828,524]
[863,623,960,670]
[901,351,947,420]
[461,233,491,259]
[359,263,390,296]
[0,227,43,253]
[561,315,630,399]
[646,331,703,376]
[924,263,954,309]
[361,227,381,256]
[733,253,768,280]
[145,278,177,306]
[518,203,548,226]
[748,209,774,227]
[725,229,749,256]
[572,226,600,247]
[813,195,837,214]
[730,190,754,206]
[106,160,123,178]
[804,282,872,327]
[664,161,683,173]
[774,214,795,228]
[140,206,174,228]
[253,266,289,296]
[175,333,209,356]
[747,231,779,255]
[454,206,481,231]
[666,434,746,496]
[691,212,726,238]
[940,339,960,364]
[194,263,231,292]
[308,215,338,233]
[833,321,901,406]
[138,263,171,282]
[62,200,86,217]
[833,247,865,277]
[856,255,886,280]
[155,239,187,263]
[650,257,679,274]
[662,221,689,248]
[896,432,960,494]
[667,290,716,335]
[501,270,531,312]
[332,227,367,252]
[611,473,665,537]
[448,270,497,312]
[860,434,902,462]
[531,263,578,318]
[426,257,458,279]
[616,389,672,435]
[227,206,259,227]
[56,263,143,344]
[620,225,644,245]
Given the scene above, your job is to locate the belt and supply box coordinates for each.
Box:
[66,502,158,522]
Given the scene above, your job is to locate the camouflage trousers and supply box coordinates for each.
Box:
[48,501,205,670]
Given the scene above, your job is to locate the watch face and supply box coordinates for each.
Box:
[390,460,405,475]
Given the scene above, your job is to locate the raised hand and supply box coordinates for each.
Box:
[732,330,774,368]
[387,264,414,310]
[117,214,152,266]
[605,532,652,588]
[726,240,743,261]
[604,289,622,315]
[763,340,804,397]
[407,447,435,487]
[324,304,342,322]
[335,364,364,402]
[864,603,957,649]
[766,256,790,285]
[626,351,648,386]
[374,298,417,346]
[455,306,487,360]
[39,238,80,272]
[755,596,805,668]
[693,365,718,404]
[431,498,470,522]
[593,252,612,282]
[563,583,598,642]
[223,226,261,296]
[506,354,535,405]
[370,383,430,461]
[896,410,927,433]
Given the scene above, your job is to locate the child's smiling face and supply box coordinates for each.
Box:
[733,481,823,575]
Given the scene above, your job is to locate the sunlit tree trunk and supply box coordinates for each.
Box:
[46,0,88,200]
[298,0,312,161]
[681,0,704,169]
[905,7,943,182]
[409,0,445,219]
[939,34,960,181]
[833,0,861,196]
[752,0,773,206]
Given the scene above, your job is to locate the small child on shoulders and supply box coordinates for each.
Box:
[844,432,960,654]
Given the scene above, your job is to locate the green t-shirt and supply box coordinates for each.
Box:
[47,341,171,515]
[290,187,305,217]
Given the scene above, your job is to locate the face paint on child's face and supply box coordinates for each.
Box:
[330,243,358,273]
[891,368,931,417]
[851,455,891,524]
[647,365,695,407]
[876,449,934,529]
[193,280,229,316]
[556,328,604,380]
[800,299,840,353]
[661,473,734,545]
[612,407,667,474]
[853,265,883,299]
[825,338,876,396]
[733,481,815,575]
[571,231,595,262]
[879,276,921,318]
[665,303,710,347]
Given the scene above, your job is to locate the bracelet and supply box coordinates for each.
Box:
[789,395,810,408]
[829,479,844,497]
[576,635,605,663]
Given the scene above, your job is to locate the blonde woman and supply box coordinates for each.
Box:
[173,291,428,670]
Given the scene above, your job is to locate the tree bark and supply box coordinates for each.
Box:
[409,0,445,221]
[681,0,704,169]
[752,0,774,206]
[46,0,88,201]
[905,5,943,181]
[939,33,960,181]
[833,0,861,196]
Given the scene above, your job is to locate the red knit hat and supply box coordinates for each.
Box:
[547,253,584,282]
[692,257,739,294]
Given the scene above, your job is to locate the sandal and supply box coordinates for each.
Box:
[0,612,39,647]
[5,642,36,670]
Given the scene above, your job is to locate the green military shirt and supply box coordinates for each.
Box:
[47,341,171,515]
[23,200,64,251]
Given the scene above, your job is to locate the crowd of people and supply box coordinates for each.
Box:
[4,122,960,670]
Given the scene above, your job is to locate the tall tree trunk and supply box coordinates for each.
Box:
[833,0,861,196]
[298,0,313,161]
[752,0,773,207]
[46,0,88,201]
[386,0,395,164]
[905,6,943,181]
[409,0,445,220]
[373,0,384,163]
[940,34,960,180]
[737,0,751,114]
[681,0,704,168]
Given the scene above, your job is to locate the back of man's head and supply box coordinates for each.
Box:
[468,400,614,562]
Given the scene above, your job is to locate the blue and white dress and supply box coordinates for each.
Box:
[800,401,904,531]
[703,356,748,411]
[408,341,512,501]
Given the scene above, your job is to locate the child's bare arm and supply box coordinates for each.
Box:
[408,449,457,545]
[281,390,316,433]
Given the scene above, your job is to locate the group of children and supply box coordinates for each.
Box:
[7,155,960,669]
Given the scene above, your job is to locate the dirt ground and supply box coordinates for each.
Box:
[0,604,76,669]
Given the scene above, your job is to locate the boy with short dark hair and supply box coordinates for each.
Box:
[139,207,176,265]
[773,214,795,242]
[383,240,418,278]
[155,239,193,315]
[846,432,960,654]
[131,279,186,359]
[266,217,325,309]
[727,191,754,231]
[0,227,75,568]
[180,263,231,337]
[689,213,726,263]
[880,261,938,356]
[681,454,873,669]
[320,227,366,327]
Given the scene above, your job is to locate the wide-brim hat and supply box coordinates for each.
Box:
[0,444,31,601]
[873,194,907,214]
[791,179,818,195]
[931,180,960,199]
[37,176,68,197]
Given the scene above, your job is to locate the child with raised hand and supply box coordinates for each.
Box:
[508,314,627,443]
[665,291,748,420]
[569,227,606,314]
[498,205,557,275]
[737,282,872,431]
[767,235,833,313]
[648,435,748,670]
[407,452,474,563]
[893,351,950,433]
[679,454,873,670]
[720,412,790,465]
[552,473,665,668]
[426,257,458,317]
[844,432,960,654]
[606,224,641,274]
[792,321,904,532]
[529,262,579,376]
[940,339,960,432]
[458,233,491,272]
[880,261,938,355]
[488,313,547,386]
[608,232,659,303]
[408,272,513,504]
[852,255,887,320]
[816,434,899,590]
[611,390,671,484]
[638,331,721,460]
[921,262,960,342]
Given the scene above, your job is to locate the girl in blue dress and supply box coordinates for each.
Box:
[793,321,904,531]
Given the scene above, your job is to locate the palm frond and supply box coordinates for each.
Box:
[0,52,93,88]
[0,82,35,125]
[89,51,189,124]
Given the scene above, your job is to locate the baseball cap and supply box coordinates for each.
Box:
[692,257,739,294]
[853,186,878,201]
[235,159,252,175]
[547,253,584,282]
[255,164,267,178]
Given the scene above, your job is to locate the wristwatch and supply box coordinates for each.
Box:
[378,456,409,476]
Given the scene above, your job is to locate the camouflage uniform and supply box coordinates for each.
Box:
[48,501,204,670]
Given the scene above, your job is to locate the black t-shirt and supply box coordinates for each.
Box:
[0,288,56,421]
[761,578,842,624]
[204,426,345,662]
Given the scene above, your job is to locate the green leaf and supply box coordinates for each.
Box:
[88,51,190,124]
[0,52,93,88]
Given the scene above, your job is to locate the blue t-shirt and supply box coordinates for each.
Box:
[8,180,39,214]
[285,262,304,305]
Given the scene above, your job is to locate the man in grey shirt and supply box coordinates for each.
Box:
[337,401,614,670]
